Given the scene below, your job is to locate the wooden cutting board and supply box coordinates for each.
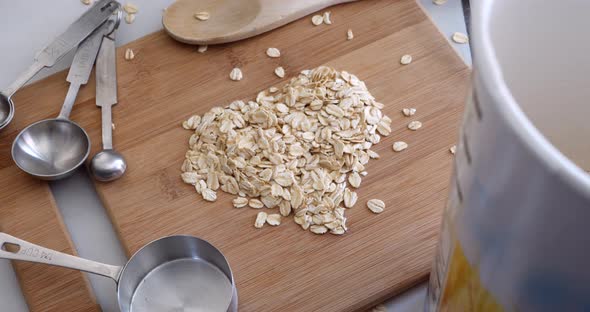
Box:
[4,0,469,310]
[0,72,100,310]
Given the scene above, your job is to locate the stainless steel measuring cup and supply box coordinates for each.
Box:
[0,0,120,130]
[11,20,116,180]
[0,233,237,312]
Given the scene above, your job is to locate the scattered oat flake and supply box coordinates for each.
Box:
[274,66,285,78]
[450,145,457,154]
[376,120,392,136]
[452,32,469,44]
[326,104,345,117]
[125,13,135,24]
[402,108,416,116]
[279,201,291,217]
[310,225,328,234]
[393,141,408,152]
[348,172,361,188]
[367,199,385,214]
[266,214,281,226]
[202,188,217,202]
[249,198,264,209]
[367,150,380,159]
[124,48,134,60]
[254,212,267,228]
[181,172,202,185]
[331,227,345,235]
[194,11,210,21]
[323,11,332,25]
[229,68,243,81]
[347,29,354,40]
[276,103,289,113]
[343,189,358,208]
[123,3,138,14]
[372,304,388,312]
[408,120,422,131]
[433,0,447,4]
[312,15,324,26]
[400,54,412,65]
[111,123,115,130]
[197,45,208,53]
[266,47,281,58]
[194,180,206,194]
[81,0,92,5]
[233,197,248,208]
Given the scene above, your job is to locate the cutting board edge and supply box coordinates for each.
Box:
[414,0,470,68]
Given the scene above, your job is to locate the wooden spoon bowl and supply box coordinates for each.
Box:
[163,0,357,45]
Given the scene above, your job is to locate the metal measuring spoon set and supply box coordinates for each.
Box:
[6,0,126,181]
[0,0,118,130]
[0,2,238,311]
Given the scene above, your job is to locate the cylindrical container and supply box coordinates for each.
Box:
[426,0,590,311]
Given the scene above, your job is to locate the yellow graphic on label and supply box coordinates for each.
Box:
[440,242,504,312]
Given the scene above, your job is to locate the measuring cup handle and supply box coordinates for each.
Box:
[58,83,81,119]
[0,232,122,282]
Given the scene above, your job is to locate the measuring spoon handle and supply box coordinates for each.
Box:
[2,0,120,98]
[37,0,120,67]
[58,20,115,120]
[1,62,46,98]
[96,34,117,149]
[0,232,122,282]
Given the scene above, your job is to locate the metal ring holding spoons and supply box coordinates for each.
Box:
[108,7,123,37]
[11,21,116,180]
[0,0,120,130]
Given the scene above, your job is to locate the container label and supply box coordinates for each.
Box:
[427,195,504,312]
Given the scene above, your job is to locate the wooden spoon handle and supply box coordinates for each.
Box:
[163,0,358,45]
[251,0,357,33]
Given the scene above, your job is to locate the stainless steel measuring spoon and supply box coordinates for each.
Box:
[0,233,237,312]
[90,32,127,182]
[0,0,120,130]
[11,21,115,180]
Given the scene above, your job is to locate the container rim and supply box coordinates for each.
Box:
[472,0,590,196]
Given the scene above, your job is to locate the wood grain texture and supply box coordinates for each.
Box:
[7,0,470,310]
[0,167,99,311]
[0,44,99,312]
[163,0,356,44]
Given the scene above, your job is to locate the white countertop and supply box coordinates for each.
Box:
[0,1,470,311]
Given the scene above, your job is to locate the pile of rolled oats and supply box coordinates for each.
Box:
[181,66,391,235]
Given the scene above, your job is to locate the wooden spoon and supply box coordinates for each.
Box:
[162,0,357,45]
